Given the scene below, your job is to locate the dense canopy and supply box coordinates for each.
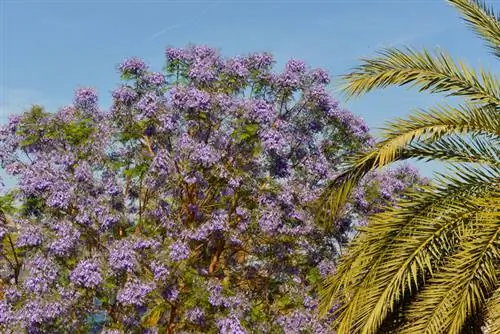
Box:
[0,46,422,333]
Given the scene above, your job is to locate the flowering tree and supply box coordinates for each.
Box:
[0,45,422,333]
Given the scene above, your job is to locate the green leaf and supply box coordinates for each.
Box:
[141,304,165,328]
[306,267,322,285]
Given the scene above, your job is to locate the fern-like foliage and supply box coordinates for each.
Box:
[319,1,500,333]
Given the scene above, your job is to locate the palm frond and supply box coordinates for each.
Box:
[484,287,500,334]
[404,133,500,166]
[400,197,499,334]
[320,166,499,334]
[342,48,500,105]
[320,103,498,220]
[449,0,500,57]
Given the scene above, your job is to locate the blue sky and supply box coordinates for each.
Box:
[1,0,499,178]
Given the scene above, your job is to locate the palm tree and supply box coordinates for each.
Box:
[318,1,499,333]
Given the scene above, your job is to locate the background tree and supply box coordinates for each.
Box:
[319,1,500,333]
[0,46,422,333]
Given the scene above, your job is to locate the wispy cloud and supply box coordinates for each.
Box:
[375,23,452,49]
[148,1,223,41]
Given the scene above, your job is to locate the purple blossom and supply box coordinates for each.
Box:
[17,298,63,327]
[258,205,282,234]
[307,85,339,112]
[191,45,219,60]
[165,47,190,62]
[102,172,121,196]
[0,301,13,325]
[186,307,205,325]
[137,92,159,118]
[133,238,160,250]
[310,68,330,84]
[142,72,165,87]
[0,226,7,241]
[101,330,121,334]
[162,286,179,302]
[74,162,92,182]
[16,224,43,247]
[329,108,370,139]
[224,57,250,78]
[276,59,307,89]
[108,239,137,272]
[193,142,221,167]
[190,210,228,240]
[55,105,77,122]
[285,59,307,74]
[95,204,120,230]
[75,210,92,227]
[247,100,275,124]
[260,128,288,154]
[117,279,155,306]
[207,281,226,307]
[150,261,170,281]
[119,57,148,75]
[74,87,98,111]
[46,181,73,209]
[70,259,102,288]
[216,315,247,334]
[112,86,137,104]
[48,221,81,257]
[170,86,211,110]
[318,259,336,278]
[23,254,58,293]
[169,241,190,262]
[158,112,179,132]
[189,59,218,84]
[270,154,289,178]
[246,52,274,69]
[277,311,310,334]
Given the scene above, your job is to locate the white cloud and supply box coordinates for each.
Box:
[148,1,223,40]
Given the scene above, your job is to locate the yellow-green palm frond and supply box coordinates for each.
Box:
[342,48,500,105]
[405,133,499,166]
[320,103,498,220]
[320,166,499,334]
[484,287,500,334]
[449,0,500,57]
[323,1,500,332]
[400,194,499,334]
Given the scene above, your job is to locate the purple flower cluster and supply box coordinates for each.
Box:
[137,92,160,118]
[23,254,58,293]
[117,279,155,306]
[329,108,370,141]
[150,261,170,281]
[169,240,190,262]
[118,57,148,75]
[0,302,12,325]
[353,163,424,214]
[112,86,137,104]
[74,87,98,111]
[48,221,80,257]
[142,72,165,87]
[217,315,247,334]
[0,44,425,332]
[170,86,211,110]
[17,298,63,327]
[16,224,43,247]
[276,59,307,89]
[109,239,137,272]
[186,307,205,325]
[70,259,102,288]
